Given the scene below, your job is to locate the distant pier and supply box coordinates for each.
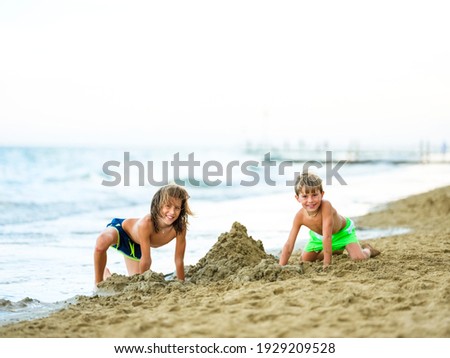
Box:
[244,143,450,165]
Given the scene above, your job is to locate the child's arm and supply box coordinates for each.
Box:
[321,202,334,268]
[174,229,186,281]
[136,220,152,274]
[279,214,302,266]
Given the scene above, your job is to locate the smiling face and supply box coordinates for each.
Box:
[296,187,324,214]
[159,197,182,227]
[150,184,192,234]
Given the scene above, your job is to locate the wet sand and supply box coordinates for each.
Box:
[1,186,449,337]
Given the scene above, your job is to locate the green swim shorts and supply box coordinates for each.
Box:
[304,218,359,252]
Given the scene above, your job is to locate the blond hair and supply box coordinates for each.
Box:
[294,173,323,195]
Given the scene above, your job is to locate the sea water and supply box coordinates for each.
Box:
[1,146,449,325]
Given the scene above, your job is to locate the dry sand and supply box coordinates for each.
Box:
[1,186,449,338]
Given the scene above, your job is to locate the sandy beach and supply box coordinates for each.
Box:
[1,185,449,338]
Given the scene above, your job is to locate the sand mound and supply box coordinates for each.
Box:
[96,270,167,295]
[187,222,303,283]
[234,259,304,283]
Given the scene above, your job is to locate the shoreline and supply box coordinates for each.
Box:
[1,185,449,338]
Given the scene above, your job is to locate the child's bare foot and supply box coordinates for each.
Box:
[362,243,381,258]
[103,267,112,280]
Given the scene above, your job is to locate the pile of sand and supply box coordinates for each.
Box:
[187,221,303,283]
[97,270,167,295]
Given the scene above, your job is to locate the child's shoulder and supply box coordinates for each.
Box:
[137,213,152,222]
[136,214,154,230]
[294,207,307,222]
[320,199,341,216]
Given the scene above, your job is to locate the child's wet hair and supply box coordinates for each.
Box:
[150,184,193,234]
[294,173,323,195]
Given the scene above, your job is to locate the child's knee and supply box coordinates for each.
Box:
[301,251,319,262]
[95,230,117,251]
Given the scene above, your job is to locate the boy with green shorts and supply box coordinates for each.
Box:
[279,173,380,269]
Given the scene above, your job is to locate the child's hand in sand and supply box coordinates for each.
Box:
[322,262,331,271]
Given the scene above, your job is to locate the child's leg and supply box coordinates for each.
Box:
[301,251,320,262]
[94,227,119,285]
[103,267,112,280]
[361,243,381,258]
[302,250,344,262]
[124,257,140,275]
[346,242,377,260]
[347,243,369,260]
[316,250,345,261]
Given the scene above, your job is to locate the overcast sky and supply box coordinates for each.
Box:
[0,0,449,150]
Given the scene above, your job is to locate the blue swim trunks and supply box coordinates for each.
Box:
[107,218,141,261]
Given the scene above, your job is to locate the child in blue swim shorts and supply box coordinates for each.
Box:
[94,184,193,286]
[279,173,380,269]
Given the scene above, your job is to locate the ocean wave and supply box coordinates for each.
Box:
[0,297,70,326]
[0,297,41,311]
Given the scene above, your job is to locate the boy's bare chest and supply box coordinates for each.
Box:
[149,230,176,248]
[303,215,323,234]
[303,213,345,235]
